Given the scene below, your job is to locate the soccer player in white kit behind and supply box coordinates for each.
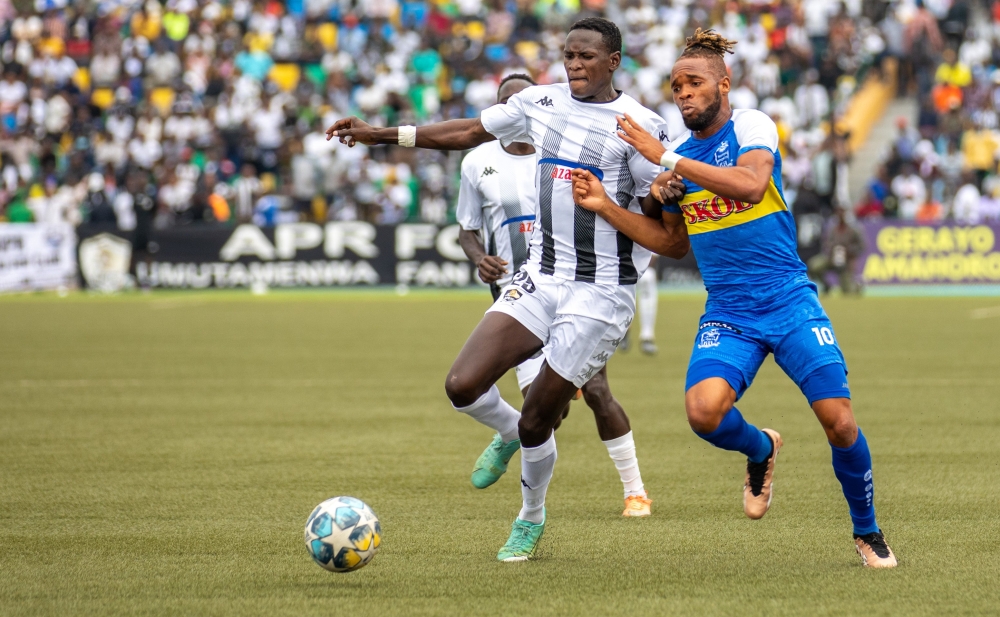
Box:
[327,18,688,562]
[456,73,654,515]
[636,256,659,355]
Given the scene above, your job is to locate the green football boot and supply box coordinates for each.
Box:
[497,511,545,562]
[471,434,521,489]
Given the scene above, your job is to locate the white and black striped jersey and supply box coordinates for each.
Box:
[480,83,666,285]
[456,141,537,289]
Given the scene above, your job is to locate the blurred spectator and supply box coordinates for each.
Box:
[233,162,261,222]
[961,123,1000,185]
[915,197,945,222]
[935,47,972,89]
[855,186,885,219]
[115,168,156,283]
[0,68,27,123]
[807,209,865,295]
[902,0,943,97]
[290,139,318,218]
[146,39,183,88]
[83,172,117,224]
[891,164,927,220]
[953,173,982,223]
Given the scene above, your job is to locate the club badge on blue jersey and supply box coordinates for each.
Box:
[698,328,722,349]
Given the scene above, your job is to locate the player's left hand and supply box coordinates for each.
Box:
[476,255,508,284]
[616,113,667,166]
[572,168,616,214]
[651,171,686,205]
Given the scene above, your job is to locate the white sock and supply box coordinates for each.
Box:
[518,434,557,524]
[453,385,520,443]
[603,431,646,498]
[638,268,657,341]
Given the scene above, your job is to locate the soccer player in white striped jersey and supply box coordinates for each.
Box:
[456,73,653,516]
[327,17,686,562]
[636,256,660,354]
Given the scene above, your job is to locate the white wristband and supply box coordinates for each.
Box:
[398,125,416,148]
[659,150,683,170]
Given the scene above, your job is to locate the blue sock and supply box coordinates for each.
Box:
[695,407,772,463]
[830,428,880,536]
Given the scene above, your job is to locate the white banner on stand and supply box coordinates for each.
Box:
[0,223,77,292]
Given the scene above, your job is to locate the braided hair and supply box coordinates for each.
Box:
[679,28,736,77]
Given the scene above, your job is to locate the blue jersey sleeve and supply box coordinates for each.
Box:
[737,144,775,158]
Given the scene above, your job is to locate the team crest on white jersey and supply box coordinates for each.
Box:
[714,141,731,167]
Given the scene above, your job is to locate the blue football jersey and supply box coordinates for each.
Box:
[663,109,812,310]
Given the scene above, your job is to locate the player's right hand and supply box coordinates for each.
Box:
[325,117,377,147]
[616,113,667,166]
[571,168,615,214]
[651,171,686,205]
[476,255,508,283]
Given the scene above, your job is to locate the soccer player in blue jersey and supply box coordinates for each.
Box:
[570,28,897,568]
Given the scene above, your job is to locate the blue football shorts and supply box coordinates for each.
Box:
[684,291,850,404]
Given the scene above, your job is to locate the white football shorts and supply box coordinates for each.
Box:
[487,263,635,388]
[514,354,545,392]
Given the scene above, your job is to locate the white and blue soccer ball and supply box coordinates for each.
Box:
[304,496,381,572]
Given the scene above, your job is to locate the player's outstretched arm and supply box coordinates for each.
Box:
[325,117,495,151]
[572,169,689,259]
[615,113,774,204]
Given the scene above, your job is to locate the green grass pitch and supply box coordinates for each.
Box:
[1,290,998,616]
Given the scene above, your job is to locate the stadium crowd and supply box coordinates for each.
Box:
[856,0,1000,224]
[0,0,995,232]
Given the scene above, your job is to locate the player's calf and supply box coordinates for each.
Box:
[581,369,630,441]
[583,369,651,515]
[686,372,778,519]
[519,363,578,447]
[806,367,895,567]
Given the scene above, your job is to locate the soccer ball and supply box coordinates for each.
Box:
[304,496,381,572]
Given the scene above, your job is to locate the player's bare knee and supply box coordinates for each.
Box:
[444,371,482,408]
[826,413,858,448]
[814,398,857,447]
[685,391,731,434]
